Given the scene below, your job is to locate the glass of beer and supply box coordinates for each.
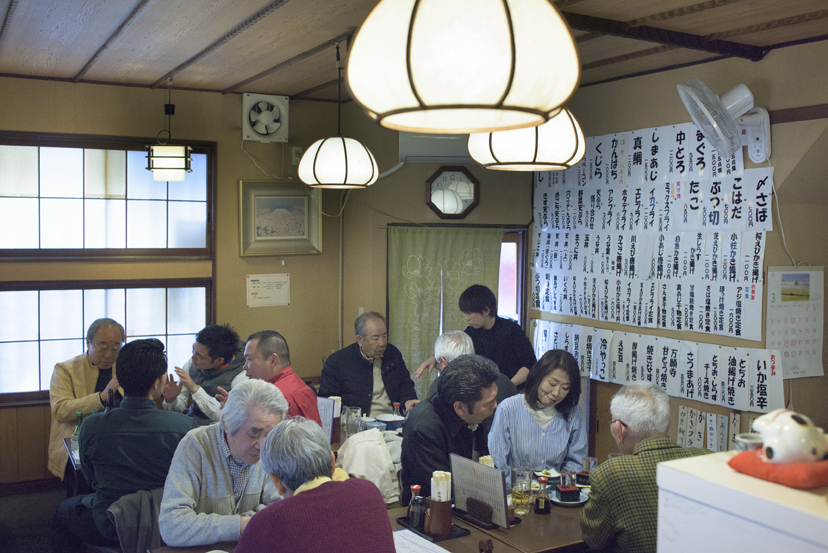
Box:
[511,467,532,516]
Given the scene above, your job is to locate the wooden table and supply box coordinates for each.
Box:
[388,507,523,553]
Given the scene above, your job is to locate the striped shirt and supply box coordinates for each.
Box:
[220,427,251,503]
[488,394,588,482]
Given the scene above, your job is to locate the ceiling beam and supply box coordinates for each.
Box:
[291,77,340,100]
[150,0,291,89]
[73,0,154,83]
[222,31,352,94]
[561,11,769,61]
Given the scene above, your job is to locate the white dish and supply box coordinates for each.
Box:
[533,469,561,479]
[550,491,589,507]
[376,414,404,422]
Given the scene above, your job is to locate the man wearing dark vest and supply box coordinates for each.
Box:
[162,324,246,425]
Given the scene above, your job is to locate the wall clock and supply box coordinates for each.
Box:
[425,166,479,219]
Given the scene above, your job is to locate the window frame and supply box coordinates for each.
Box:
[0,277,213,407]
[0,130,215,261]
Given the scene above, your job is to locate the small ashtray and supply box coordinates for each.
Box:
[734,433,763,452]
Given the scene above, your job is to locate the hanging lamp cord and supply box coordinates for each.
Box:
[336,43,342,137]
[158,78,175,144]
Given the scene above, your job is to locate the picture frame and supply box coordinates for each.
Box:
[239,180,322,256]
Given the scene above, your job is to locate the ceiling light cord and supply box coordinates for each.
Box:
[158,78,174,145]
[336,43,342,137]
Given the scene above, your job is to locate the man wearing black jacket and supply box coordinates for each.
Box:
[319,312,418,416]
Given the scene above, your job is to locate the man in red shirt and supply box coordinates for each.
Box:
[242,330,322,425]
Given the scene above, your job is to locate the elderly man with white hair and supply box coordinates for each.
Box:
[235,418,395,553]
[159,379,288,547]
[427,330,519,405]
[580,382,711,553]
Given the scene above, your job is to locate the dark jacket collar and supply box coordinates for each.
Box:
[431,394,468,438]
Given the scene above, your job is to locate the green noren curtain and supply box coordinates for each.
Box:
[388,227,502,399]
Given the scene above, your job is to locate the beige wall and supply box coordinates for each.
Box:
[558,40,828,451]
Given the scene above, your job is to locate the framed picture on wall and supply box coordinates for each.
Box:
[239,180,322,256]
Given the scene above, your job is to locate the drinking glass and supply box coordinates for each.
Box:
[511,467,532,516]
[341,406,362,441]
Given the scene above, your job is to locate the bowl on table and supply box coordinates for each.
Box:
[376,414,405,431]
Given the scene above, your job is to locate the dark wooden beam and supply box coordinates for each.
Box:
[0,0,20,53]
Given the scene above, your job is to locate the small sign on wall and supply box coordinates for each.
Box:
[247,273,290,307]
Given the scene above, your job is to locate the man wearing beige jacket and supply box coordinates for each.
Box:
[48,318,124,483]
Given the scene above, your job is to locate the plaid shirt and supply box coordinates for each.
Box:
[580,434,711,553]
[220,427,251,503]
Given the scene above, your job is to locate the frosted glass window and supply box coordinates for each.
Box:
[0,198,39,248]
[127,150,167,200]
[85,199,126,248]
[0,342,40,392]
[40,147,83,198]
[85,150,126,198]
[41,339,84,391]
[40,290,84,340]
[169,153,207,201]
[41,199,84,248]
[84,289,126,332]
[0,145,39,197]
[168,288,206,334]
[0,291,39,341]
[168,201,207,248]
[127,200,167,248]
[126,288,166,336]
[167,334,196,373]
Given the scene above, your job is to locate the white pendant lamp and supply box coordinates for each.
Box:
[299,44,379,189]
[146,79,192,182]
[347,0,580,135]
[468,108,585,171]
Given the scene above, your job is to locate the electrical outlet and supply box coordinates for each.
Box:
[292,147,302,165]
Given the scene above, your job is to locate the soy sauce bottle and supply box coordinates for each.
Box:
[534,476,551,514]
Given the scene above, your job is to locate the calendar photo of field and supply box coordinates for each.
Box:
[781,273,810,301]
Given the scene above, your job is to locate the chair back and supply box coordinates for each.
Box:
[106,488,164,553]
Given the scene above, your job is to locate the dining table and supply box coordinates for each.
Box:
[62,437,93,497]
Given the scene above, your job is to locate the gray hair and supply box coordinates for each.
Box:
[221,379,289,436]
[434,331,474,364]
[260,417,332,492]
[86,318,125,343]
[437,354,500,414]
[247,330,291,365]
[355,311,386,337]
[610,382,670,440]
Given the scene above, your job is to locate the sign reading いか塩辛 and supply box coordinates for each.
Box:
[247,273,290,307]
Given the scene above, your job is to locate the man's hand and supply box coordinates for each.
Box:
[174,367,200,394]
[215,386,229,409]
[240,515,252,534]
[404,399,420,412]
[99,376,120,403]
[162,374,183,403]
[413,357,437,379]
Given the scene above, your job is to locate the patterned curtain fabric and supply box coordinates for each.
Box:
[388,226,502,398]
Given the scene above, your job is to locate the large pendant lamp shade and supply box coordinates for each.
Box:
[347,0,580,135]
[298,136,379,189]
[468,108,585,171]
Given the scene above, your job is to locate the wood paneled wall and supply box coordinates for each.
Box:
[0,405,52,483]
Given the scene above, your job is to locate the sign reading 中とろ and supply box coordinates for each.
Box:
[767,267,824,379]
[247,273,290,307]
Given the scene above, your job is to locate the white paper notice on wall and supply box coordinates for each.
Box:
[686,407,698,448]
[706,412,717,452]
[767,267,824,379]
[677,405,689,447]
[748,349,784,413]
[247,273,290,307]
[717,414,729,452]
[729,412,741,450]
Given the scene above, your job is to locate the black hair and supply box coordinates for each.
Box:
[196,324,240,363]
[458,284,497,315]
[523,349,581,421]
[437,354,500,414]
[116,339,168,397]
[247,330,291,365]
[355,311,386,337]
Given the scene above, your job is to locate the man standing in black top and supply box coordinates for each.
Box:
[51,339,197,552]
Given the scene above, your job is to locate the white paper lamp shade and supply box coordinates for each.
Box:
[430,189,463,214]
[468,108,585,171]
[298,136,379,189]
[347,0,580,134]
[146,145,192,181]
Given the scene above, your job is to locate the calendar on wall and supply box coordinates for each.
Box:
[767,267,824,379]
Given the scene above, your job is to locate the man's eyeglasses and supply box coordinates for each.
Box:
[93,343,122,353]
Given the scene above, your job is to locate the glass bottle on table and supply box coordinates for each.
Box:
[104,389,115,413]
[70,411,82,450]
[534,476,551,514]
[408,485,426,530]
[393,402,402,418]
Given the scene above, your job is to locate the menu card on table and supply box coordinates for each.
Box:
[450,453,509,528]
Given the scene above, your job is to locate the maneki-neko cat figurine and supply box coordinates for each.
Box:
[752,409,828,464]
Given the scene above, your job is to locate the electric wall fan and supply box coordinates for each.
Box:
[242,93,289,143]
[677,79,770,163]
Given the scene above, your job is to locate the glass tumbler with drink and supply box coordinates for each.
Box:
[511,467,532,516]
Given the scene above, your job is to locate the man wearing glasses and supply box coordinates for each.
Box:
[580,383,711,553]
[48,318,125,483]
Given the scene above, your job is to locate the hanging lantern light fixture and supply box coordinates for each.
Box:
[146,78,192,181]
[347,0,580,135]
[299,44,379,189]
[468,107,585,171]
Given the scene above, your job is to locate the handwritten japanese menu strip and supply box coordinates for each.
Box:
[533,320,784,413]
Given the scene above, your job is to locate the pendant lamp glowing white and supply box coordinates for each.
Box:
[299,44,379,189]
[468,108,585,171]
[146,79,191,181]
[347,0,580,135]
